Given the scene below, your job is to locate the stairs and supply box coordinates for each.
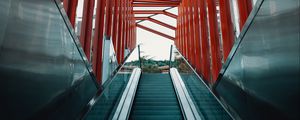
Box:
[129,73,183,120]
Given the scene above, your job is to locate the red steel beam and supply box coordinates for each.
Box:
[133,3,179,7]
[237,0,252,30]
[136,24,175,40]
[135,17,149,20]
[193,0,202,74]
[80,0,95,61]
[219,0,235,61]
[183,0,188,59]
[133,10,165,14]
[136,17,176,30]
[199,0,211,81]
[63,0,78,27]
[120,0,126,62]
[149,18,176,30]
[105,0,113,37]
[187,0,195,66]
[163,11,178,19]
[134,0,180,2]
[133,10,177,19]
[92,0,106,84]
[206,0,222,83]
[112,0,119,53]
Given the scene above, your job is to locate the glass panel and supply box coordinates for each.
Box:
[171,47,232,120]
[215,0,300,119]
[0,1,97,119]
[84,48,140,120]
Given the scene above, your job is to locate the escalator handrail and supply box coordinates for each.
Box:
[171,47,234,118]
[112,68,142,120]
[170,68,202,120]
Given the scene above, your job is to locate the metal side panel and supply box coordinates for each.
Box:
[0,0,98,119]
[215,0,300,119]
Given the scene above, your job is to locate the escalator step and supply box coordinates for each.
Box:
[129,73,183,120]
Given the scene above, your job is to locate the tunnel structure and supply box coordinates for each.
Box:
[0,0,299,120]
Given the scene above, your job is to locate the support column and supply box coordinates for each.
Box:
[219,0,235,61]
[187,0,195,67]
[206,0,222,83]
[63,0,78,27]
[193,0,202,74]
[80,0,95,61]
[237,0,253,30]
[199,0,211,82]
[92,0,106,84]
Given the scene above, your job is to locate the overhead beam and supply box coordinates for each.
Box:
[134,0,180,2]
[133,10,165,14]
[136,24,175,40]
[133,10,178,19]
[135,17,149,20]
[133,3,179,7]
[148,18,176,30]
[134,17,176,30]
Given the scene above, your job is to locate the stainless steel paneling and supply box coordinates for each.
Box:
[0,0,97,119]
[215,0,300,119]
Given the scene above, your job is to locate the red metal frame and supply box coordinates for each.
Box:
[112,0,119,54]
[62,0,249,85]
[187,0,195,66]
[206,0,222,83]
[92,0,106,83]
[219,0,235,62]
[237,0,253,30]
[199,0,211,81]
[192,0,201,74]
[79,0,95,61]
[105,0,113,37]
[63,0,78,27]
[136,24,175,40]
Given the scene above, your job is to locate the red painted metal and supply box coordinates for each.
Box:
[148,18,176,30]
[206,0,222,83]
[63,0,78,27]
[192,0,202,74]
[163,11,178,19]
[133,3,178,7]
[136,24,175,40]
[80,0,95,61]
[199,0,211,81]
[92,0,106,84]
[105,0,113,37]
[135,17,150,20]
[120,1,126,62]
[219,0,235,61]
[133,10,177,19]
[117,0,124,63]
[134,0,180,2]
[237,0,253,30]
[183,0,188,59]
[133,10,165,14]
[112,0,119,54]
[187,0,195,66]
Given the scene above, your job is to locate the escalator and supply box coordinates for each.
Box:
[81,44,233,120]
[130,73,183,119]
